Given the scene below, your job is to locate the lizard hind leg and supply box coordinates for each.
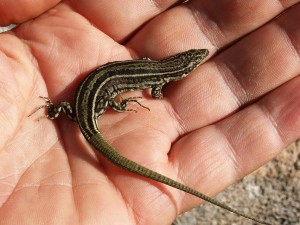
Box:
[109,96,150,113]
[28,96,76,122]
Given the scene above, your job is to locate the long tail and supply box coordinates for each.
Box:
[89,132,270,225]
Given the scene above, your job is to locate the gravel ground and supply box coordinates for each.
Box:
[173,140,300,225]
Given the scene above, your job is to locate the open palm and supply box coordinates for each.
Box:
[1,1,300,225]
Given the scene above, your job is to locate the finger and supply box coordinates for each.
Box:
[166,4,300,131]
[171,76,300,211]
[0,0,61,25]
[69,0,185,42]
[129,1,298,56]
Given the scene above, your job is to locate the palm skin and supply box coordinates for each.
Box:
[0,1,300,225]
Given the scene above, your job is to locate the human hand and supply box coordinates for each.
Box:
[0,1,299,225]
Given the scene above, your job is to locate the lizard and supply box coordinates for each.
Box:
[30,49,271,225]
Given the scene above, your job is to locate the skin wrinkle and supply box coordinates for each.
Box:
[116,186,135,222]
[129,202,140,225]
[236,123,259,176]
[151,0,186,11]
[277,0,286,9]
[214,60,248,108]
[3,95,29,146]
[216,123,242,178]
[138,191,177,225]
[23,130,67,178]
[0,140,57,207]
[142,97,186,149]
[68,183,81,225]
[45,34,57,63]
[190,2,225,49]
[100,113,150,141]
[17,42,44,99]
[108,125,165,145]
[274,27,296,58]
[35,167,72,184]
[0,104,24,155]
[126,188,170,225]
[259,101,285,148]
[0,172,20,203]
[165,96,188,137]
[12,182,73,194]
[149,0,165,11]
[0,41,20,63]
[276,19,300,60]
[0,67,21,106]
